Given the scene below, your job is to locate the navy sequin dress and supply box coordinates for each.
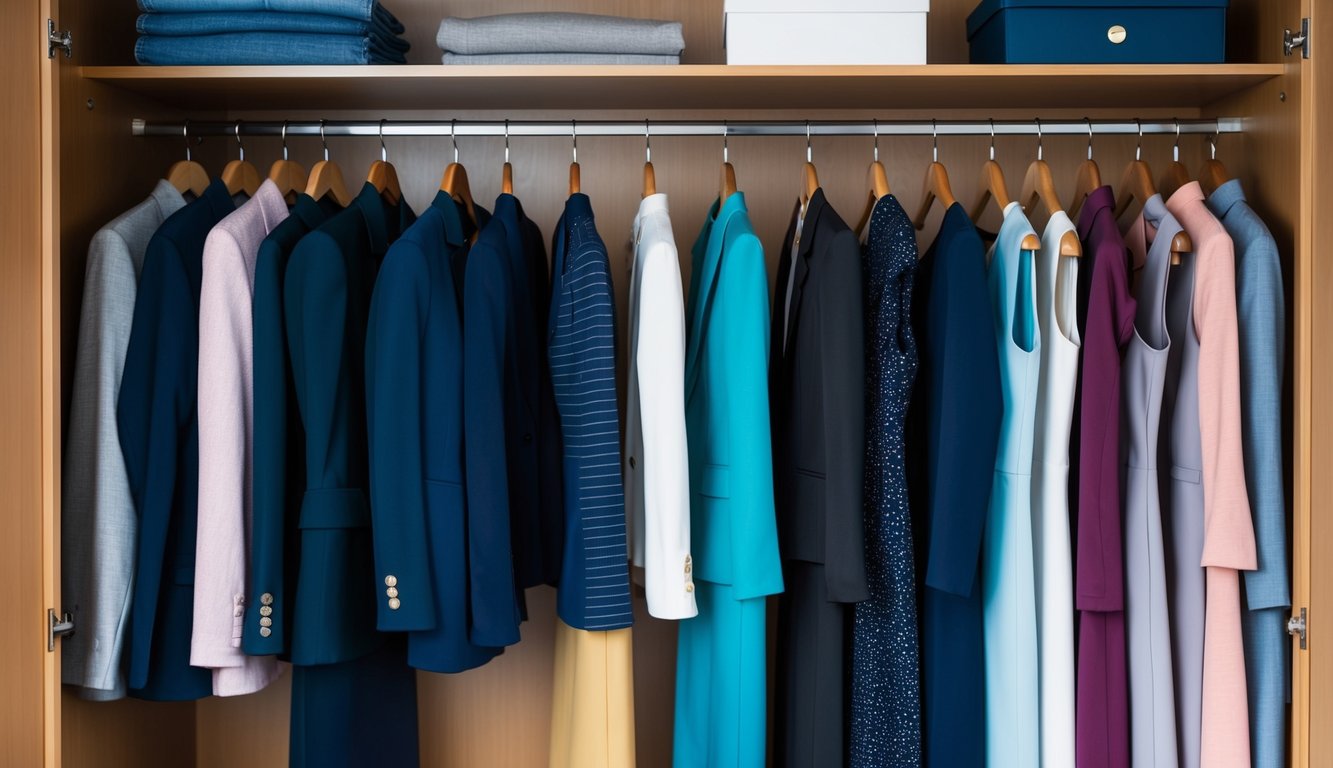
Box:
[851,195,921,766]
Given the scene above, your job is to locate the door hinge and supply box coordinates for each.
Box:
[47,609,74,652]
[1284,17,1310,59]
[1288,607,1307,651]
[47,19,72,59]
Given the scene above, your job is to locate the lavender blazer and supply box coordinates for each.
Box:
[193,180,288,695]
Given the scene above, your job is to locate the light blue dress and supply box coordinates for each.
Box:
[982,201,1041,768]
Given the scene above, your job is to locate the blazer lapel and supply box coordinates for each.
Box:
[685,197,733,401]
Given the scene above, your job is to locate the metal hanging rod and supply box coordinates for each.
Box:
[133,117,1243,139]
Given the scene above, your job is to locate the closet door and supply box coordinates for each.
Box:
[0,0,59,763]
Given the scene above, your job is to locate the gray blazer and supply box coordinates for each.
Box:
[62,180,184,700]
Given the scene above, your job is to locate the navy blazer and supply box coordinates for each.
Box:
[282,182,414,665]
[245,193,340,657]
[117,179,234,700]
[366,191,502,672]
[549,193,633,631]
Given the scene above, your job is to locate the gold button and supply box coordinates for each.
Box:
[259,627,272,638]
[384,575,398,588]
[1108,25,1127,44]
[260,617,272,628]
[388,597,401,610]
[386,586,399,598]
[684,555,692,573]
[260,605,273,617]
[685,582,694,593]
[260,593,274,606]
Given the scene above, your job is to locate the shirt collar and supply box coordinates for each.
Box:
[1206,178,1247,220]
[290,193,332,230]
[1165,180,1215,235]
[353,181,390,255]
[1077,185,1116,238]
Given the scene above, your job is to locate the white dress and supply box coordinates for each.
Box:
[1031,210,1080,767]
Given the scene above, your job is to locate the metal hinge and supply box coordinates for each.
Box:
[47,609,74,652]
[1288,607,1307,651]
[47,19,71,59]
[1284,18,1310,59]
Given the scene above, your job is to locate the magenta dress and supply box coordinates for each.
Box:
[1074,186,1135,768]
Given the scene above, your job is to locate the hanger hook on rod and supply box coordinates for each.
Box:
[281,121,290,162]
[183,119,192,163]
[450,119,459,164]
[805,120,812,164]
[1035,117,1043,162]
[932,119,939,164]
[320,119,330,163]
[1085,117,1093,161]
[872,118,879,163]
[379,119,388,163]
[988,118,996,161]
[1135,118,1143,162]
[1173,117,1181,163]
[723,120,729,164]
[645,119,651,164]
[504,119,510,164]
[234,120,245,163]
[571,119,578,164]
[1210,131,1218,161]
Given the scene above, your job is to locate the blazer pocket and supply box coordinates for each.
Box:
[700,464,730,499]
[1170,465,1203,485]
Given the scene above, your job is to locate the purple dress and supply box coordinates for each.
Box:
[1074,186,1135,768]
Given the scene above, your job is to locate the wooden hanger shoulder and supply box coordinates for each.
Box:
[166,159,210,198]
[366,160,401,205]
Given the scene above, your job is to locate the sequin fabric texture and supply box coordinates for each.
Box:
[851,195,922,766]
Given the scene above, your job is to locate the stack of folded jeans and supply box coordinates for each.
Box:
[437,13,684,65]
[135,0,410,65]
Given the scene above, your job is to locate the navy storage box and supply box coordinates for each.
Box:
[967,0,1228,64]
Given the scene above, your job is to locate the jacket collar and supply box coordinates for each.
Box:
[774,189,826,367]
[251,179,290,234]
[150,179,187,221]
[685,192,748,399]
[1205,178,1247,220]
[429,190,467,248]
[1076,185,1116,242]
[353,181,412,257]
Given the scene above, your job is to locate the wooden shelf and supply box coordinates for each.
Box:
[79,63,1285,112]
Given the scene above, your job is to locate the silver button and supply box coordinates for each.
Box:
[260,617,272,628]
[259,605,272,617]
[388,597,401,610]
[260,593,274,606]
[259,627,272,638]
[384,575,398,588]
[386,586,399,598]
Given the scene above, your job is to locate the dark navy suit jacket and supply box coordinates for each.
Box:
[117,179,234,700]
[366,191,502,672]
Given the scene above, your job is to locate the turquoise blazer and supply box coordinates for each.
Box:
[683,192,783,599]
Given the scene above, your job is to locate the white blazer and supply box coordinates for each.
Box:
[624,193,697,619]
[193,180,288,696]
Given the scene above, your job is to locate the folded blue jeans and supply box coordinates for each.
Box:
[136,0,403,33]
[135,32,407,65]
[137,11,407,49]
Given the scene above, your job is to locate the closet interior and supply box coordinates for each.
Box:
[16,0,1326,765]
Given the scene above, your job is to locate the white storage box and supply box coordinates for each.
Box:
[724,0,929,65]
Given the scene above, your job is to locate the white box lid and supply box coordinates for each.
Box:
[725,0,929,13]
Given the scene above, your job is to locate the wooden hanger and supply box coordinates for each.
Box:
[1068,120,1102,219]
[1157,120,1192,200]
[568,120,581,195]
[166,120,210,198]
[304,120,354,208]
[1117,157,1184,264]
[720,122,737,203]
[1019,122,1080,257]
[440,121,480,238]
[912,122,957,230]
[366,121,402,205]
[1198,134,1231,197]
[267,122,308,205]
[501,119,514,195]
[642,120,657,198]
[220,122,261,198]
[855,121,892,237]
[969,121,1021,233]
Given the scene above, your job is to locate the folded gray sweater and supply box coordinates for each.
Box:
[437,13,684,56]
[442,52,679,65]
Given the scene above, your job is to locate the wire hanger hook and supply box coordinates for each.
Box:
[988,118,996,161]
[183,119,192,162]
[723,120,729,164]
[805,120,812,164]
[379,119,388,163]
[281,120,290,162]
[872,118,879,163]
[1085,117,1094,161]
[645,119,651,164]
[1135,118,1143,162]
[450,119,459,164]
[234,120,245,163]
[1035,117,1043,162]
[571,119,578,164]
[1173,117,1181,163]
[320,119,330,162]
[932,119,939,164]
[504,119,510,164]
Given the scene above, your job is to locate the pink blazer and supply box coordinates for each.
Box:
[194,180,289,696]
[1167,182,1256,767]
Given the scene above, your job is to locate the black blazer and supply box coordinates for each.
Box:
[769,188,868,604]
